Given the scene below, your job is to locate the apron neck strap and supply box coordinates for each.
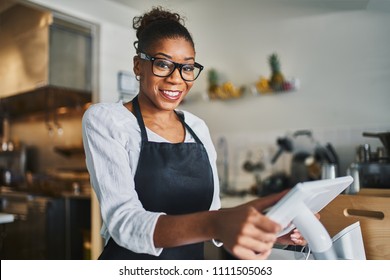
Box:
[175,111,203,145]
[132,95,148,142]
[132,95,204,145]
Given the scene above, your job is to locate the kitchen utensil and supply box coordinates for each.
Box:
[0,168,12,186]
[377,147,387,162]
[357,144,371,163]
[345,164,360,194]
[260,172,290,196]
[271,137,293,164]
[314,145,329,163]
[363,131,390,155]
[305,156,321,179]
[0,168,23,187]
[321,163,337,179]
[325,143,339,165]
[290,151,312,185]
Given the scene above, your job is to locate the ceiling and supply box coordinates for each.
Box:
[107,0,196,11]
[107,0,390,13]
[2,0,386,14]
[108,0,371,10]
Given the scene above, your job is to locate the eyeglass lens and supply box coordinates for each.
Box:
[153,58,201,81]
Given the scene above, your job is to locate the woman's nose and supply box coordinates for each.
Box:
[167,67,183,83]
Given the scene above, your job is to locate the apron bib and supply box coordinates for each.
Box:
[99,96,214,260]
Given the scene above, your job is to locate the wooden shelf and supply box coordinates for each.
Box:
[53,146,85,157]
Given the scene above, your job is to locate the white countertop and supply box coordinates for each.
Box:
[0,213,15,224]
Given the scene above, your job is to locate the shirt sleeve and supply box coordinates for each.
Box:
[82,104,164,256]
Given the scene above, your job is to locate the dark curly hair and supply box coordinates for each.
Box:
[132,6,195,53]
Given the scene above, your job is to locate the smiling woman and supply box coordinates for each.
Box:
[81,6,306,260]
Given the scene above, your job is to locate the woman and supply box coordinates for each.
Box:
[82,6,306,260]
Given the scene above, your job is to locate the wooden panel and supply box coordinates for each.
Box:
[319,194,390,260]
[358,188,390,197]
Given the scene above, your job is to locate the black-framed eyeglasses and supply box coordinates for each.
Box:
[139,52,204,82]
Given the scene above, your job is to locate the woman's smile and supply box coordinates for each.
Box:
[160,89,183,100]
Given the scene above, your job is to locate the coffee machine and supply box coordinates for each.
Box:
[355,132,390,189]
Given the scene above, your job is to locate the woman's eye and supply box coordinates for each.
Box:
[182,65,194,72]
[155,60,171,69]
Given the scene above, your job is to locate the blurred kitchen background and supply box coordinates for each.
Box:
[0,0,389,260]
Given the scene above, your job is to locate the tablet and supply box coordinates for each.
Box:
[266,176,353,237]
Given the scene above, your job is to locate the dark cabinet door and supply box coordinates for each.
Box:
[0,194,90,260]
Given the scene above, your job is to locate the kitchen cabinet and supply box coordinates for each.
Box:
[0,192,66,259]
[62,193,91,260]
[0,190,91,260]
[319,189,390,260]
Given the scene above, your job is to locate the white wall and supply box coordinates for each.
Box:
[176,0,390,133]
[170,0,390,189]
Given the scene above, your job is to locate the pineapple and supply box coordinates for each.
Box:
[207,69,243,99]
[207,69,219,99]
[268,53,285,91]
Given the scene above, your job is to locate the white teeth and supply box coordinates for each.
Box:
[162,90,180,97]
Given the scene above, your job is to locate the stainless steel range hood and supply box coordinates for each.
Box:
[0,2,93,119]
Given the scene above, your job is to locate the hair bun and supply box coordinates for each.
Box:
[132,6,193,53]
[133,6,184,40]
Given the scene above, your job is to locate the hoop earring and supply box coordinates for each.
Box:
[135,75,140,81]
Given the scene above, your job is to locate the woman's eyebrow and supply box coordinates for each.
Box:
[154,52,195,61]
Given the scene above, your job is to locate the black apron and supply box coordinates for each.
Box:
[98,96,214,260]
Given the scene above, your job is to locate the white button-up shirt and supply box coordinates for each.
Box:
[82,101,221,256]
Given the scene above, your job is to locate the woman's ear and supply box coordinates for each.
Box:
[133,56,141,76]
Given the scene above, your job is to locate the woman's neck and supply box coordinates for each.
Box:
[128,94,186,143]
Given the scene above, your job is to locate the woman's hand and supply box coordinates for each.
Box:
[215,191,287,260]
[276,213,321,246]
[277,228,307,246]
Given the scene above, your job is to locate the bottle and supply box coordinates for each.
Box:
[1,116,10,151]
[321,163,337,179]
[345,163,360,194]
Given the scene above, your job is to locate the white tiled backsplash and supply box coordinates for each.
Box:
[213,124,390,192]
